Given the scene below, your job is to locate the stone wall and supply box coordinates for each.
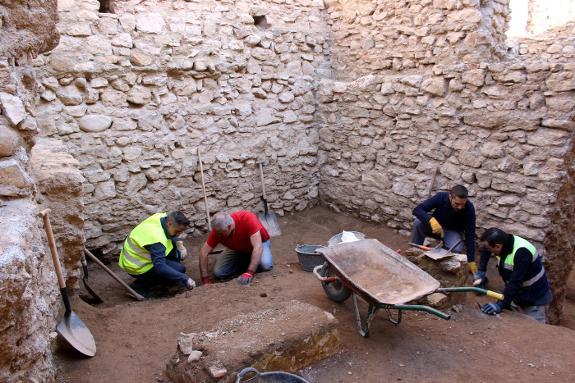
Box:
[34,0,331,253]
[0,0,85,381]
[512,22,575,62]
[324,0,510,80]
[317,62,574,246]
[0,200,59,383]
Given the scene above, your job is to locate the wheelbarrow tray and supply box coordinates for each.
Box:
[317,239,440,305]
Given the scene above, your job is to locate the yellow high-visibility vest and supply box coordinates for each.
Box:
[118,213,173,275]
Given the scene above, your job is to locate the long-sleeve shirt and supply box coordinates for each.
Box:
[412,191,476,261]
[142,217,188,286]
[478,235,552,307]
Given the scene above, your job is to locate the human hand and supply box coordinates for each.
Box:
[481,302,502,315]
[429,217,443,237]
[186,278,196,289]
[176,241,188,260]
[237,272,254,285]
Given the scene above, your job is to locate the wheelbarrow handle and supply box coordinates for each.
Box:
[393,304,451,320]
[437,287,504,301]
[312,264,339,283]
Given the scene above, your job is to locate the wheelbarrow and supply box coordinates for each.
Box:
[313,238,503,337]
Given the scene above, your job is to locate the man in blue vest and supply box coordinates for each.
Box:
[475,227,552,323]
[119,211,196,298]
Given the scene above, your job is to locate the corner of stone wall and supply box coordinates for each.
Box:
[30,137,86,288]
[1,0,65,381]
[544,136,575,324]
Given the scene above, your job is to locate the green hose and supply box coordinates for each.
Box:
[393,304,451,320]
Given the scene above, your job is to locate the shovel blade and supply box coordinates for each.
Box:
[57,311,96,357]
[257,212,282,237]
[424,248,453,260]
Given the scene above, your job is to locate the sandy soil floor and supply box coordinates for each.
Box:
[56,207,575,383]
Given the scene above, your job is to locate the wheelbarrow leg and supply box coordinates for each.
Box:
[352,293,378,337]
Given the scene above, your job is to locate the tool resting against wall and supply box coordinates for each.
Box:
[118,211,196,299]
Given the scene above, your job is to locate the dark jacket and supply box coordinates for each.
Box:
[479,235,552,308]
[413,191,476,261]
[142,217,188,285]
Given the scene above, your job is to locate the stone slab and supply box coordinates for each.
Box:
[166,300,340,383]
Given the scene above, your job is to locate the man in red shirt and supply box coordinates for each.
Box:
[199,211,273,285]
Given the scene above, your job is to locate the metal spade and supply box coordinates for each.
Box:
[40,209,96,357]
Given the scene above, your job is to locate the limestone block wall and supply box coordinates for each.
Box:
[1,2,59,382]
[324,0,510,80]
[34,0,331,252]
[512,22,575,62]
[30,138,86,288]
[317,62,574,245]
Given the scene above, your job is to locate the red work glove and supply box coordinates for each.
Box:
[201,276,213,285]
[237,271,254,285]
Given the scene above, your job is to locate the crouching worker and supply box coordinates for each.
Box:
[199,211,272,286]
[411,184,477,273]
[476,227,552,323]
[119,211,196,298]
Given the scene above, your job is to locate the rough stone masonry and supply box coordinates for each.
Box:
[1,0,574,381]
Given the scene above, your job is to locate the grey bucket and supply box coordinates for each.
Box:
[236,367,310,383]
[295,244,325,272]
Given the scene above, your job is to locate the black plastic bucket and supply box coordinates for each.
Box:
[236,367,310,383]
[295,244,324,272]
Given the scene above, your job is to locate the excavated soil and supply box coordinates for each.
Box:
[56,207,575,383]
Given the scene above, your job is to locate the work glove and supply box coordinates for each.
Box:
[186,278,196,290]
[428,217,444,237]
[176,241,188,260]
[237,271,254,285]
[481,301,502,315]
[201,276,213,285]
[468,261,478,275]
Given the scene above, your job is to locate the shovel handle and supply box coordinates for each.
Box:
[40,209,66,289]
[84,248,145,301]
[197,148,211,231]
[40,209,72,316]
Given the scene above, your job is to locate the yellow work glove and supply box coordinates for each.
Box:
[468,261,478,275]
[428,217,443,237]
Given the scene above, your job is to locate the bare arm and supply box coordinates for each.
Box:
[199,242,213,278]
[247,231,263,274]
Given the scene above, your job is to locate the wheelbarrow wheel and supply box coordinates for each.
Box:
[320,263,351,303]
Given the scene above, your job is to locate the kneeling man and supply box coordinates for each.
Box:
[199,211,273,286]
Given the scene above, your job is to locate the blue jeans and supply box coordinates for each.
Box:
[514,304,548,324]
[411,218,464,253]
[213,240,273,279]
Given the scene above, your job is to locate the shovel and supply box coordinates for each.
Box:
[423,239,463,260]
[257,162,281,237]
[40,209,96,357]
[79,254,103,305]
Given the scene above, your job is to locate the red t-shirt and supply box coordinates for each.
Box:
[206,211,270,253]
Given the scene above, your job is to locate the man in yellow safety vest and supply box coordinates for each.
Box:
[476,227,552,323]
[119,211,196,297]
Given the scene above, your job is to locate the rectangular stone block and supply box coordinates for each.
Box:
[166,300,340,383]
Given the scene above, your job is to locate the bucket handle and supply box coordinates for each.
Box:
[236,367,260,382]
[313,264,339,283]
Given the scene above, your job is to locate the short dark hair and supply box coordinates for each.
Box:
[480,227,508,246]
[450,185,468,199]
[168,211,190,227]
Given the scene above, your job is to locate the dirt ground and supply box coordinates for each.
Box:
[56,207,575,383]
